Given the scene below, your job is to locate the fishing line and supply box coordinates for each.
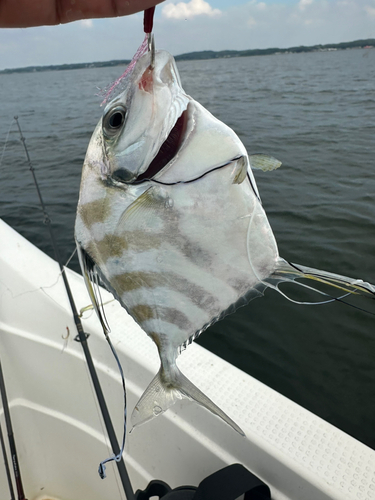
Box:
[134,155,243,185]
[287,260,375,296]
[268,275,375,313]
[267,265,375,314]
[80,350,124,498]
[246,170,263,203]
[285,261,375,315]
[136,155,261,206]
[90,266,111,333]
[0,118,15,170]
[244,206,375,313]
[271,281,351,305]
[98,335,127,480]
[268,274,375,312]
[81,260,129,478]
[64,247,77,268]
[82,262,129,476]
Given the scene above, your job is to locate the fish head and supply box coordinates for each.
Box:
[100,49,189,183]
[87,49,252,186]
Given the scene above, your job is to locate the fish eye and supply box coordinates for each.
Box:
[103,105,126,137]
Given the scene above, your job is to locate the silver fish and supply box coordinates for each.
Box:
[75,48,375,435]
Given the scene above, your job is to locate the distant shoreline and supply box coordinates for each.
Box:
[1,38,373,75]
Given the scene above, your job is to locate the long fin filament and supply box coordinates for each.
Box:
[266,258,375,310]
[274,259,375,296]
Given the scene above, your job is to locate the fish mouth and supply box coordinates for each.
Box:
[112,108,189,185]
[135,108,188,183]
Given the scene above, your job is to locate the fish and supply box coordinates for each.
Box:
[75,47,375,436]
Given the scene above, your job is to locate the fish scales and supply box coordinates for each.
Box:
[75,48,375,435]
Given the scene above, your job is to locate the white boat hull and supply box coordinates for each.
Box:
[0,219,374,500]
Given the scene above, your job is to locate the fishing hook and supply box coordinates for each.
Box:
[148,33,155,69]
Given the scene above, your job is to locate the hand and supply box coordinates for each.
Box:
[0,0,164,28]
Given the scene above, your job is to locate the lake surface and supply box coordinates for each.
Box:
[1,48,374,449]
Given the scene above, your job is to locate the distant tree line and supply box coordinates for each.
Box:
[0,59,131,74]
[175,39,375,61]
[1,38,374,74]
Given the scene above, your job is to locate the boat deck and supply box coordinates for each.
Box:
[1,219,374,500]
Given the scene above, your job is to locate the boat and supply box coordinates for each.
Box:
[0,217,374,500]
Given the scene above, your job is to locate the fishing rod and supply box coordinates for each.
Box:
[9,9,157,499]
[14,116,135,500]
[0,418,15,500]
[0,358,26,500]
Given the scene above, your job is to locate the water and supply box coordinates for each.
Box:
[1,49,374,449]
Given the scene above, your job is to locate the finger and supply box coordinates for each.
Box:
[0,0,165,28]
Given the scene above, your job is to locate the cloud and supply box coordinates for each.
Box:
[299,0,314,10]
[80,19,93,28]
[162,0,221,19]
[247,16,257,27]
[364,4,375,15]
[155,0,375,58]
[1,0,375,71]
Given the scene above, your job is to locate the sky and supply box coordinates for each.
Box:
[0,0,374,70]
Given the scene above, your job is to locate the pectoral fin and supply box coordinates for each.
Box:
[116,186,170,233]
[250,154,282,172]
[231,156,248,184]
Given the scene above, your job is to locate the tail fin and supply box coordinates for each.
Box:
[269,258,375,303]
[131,365,245,436]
